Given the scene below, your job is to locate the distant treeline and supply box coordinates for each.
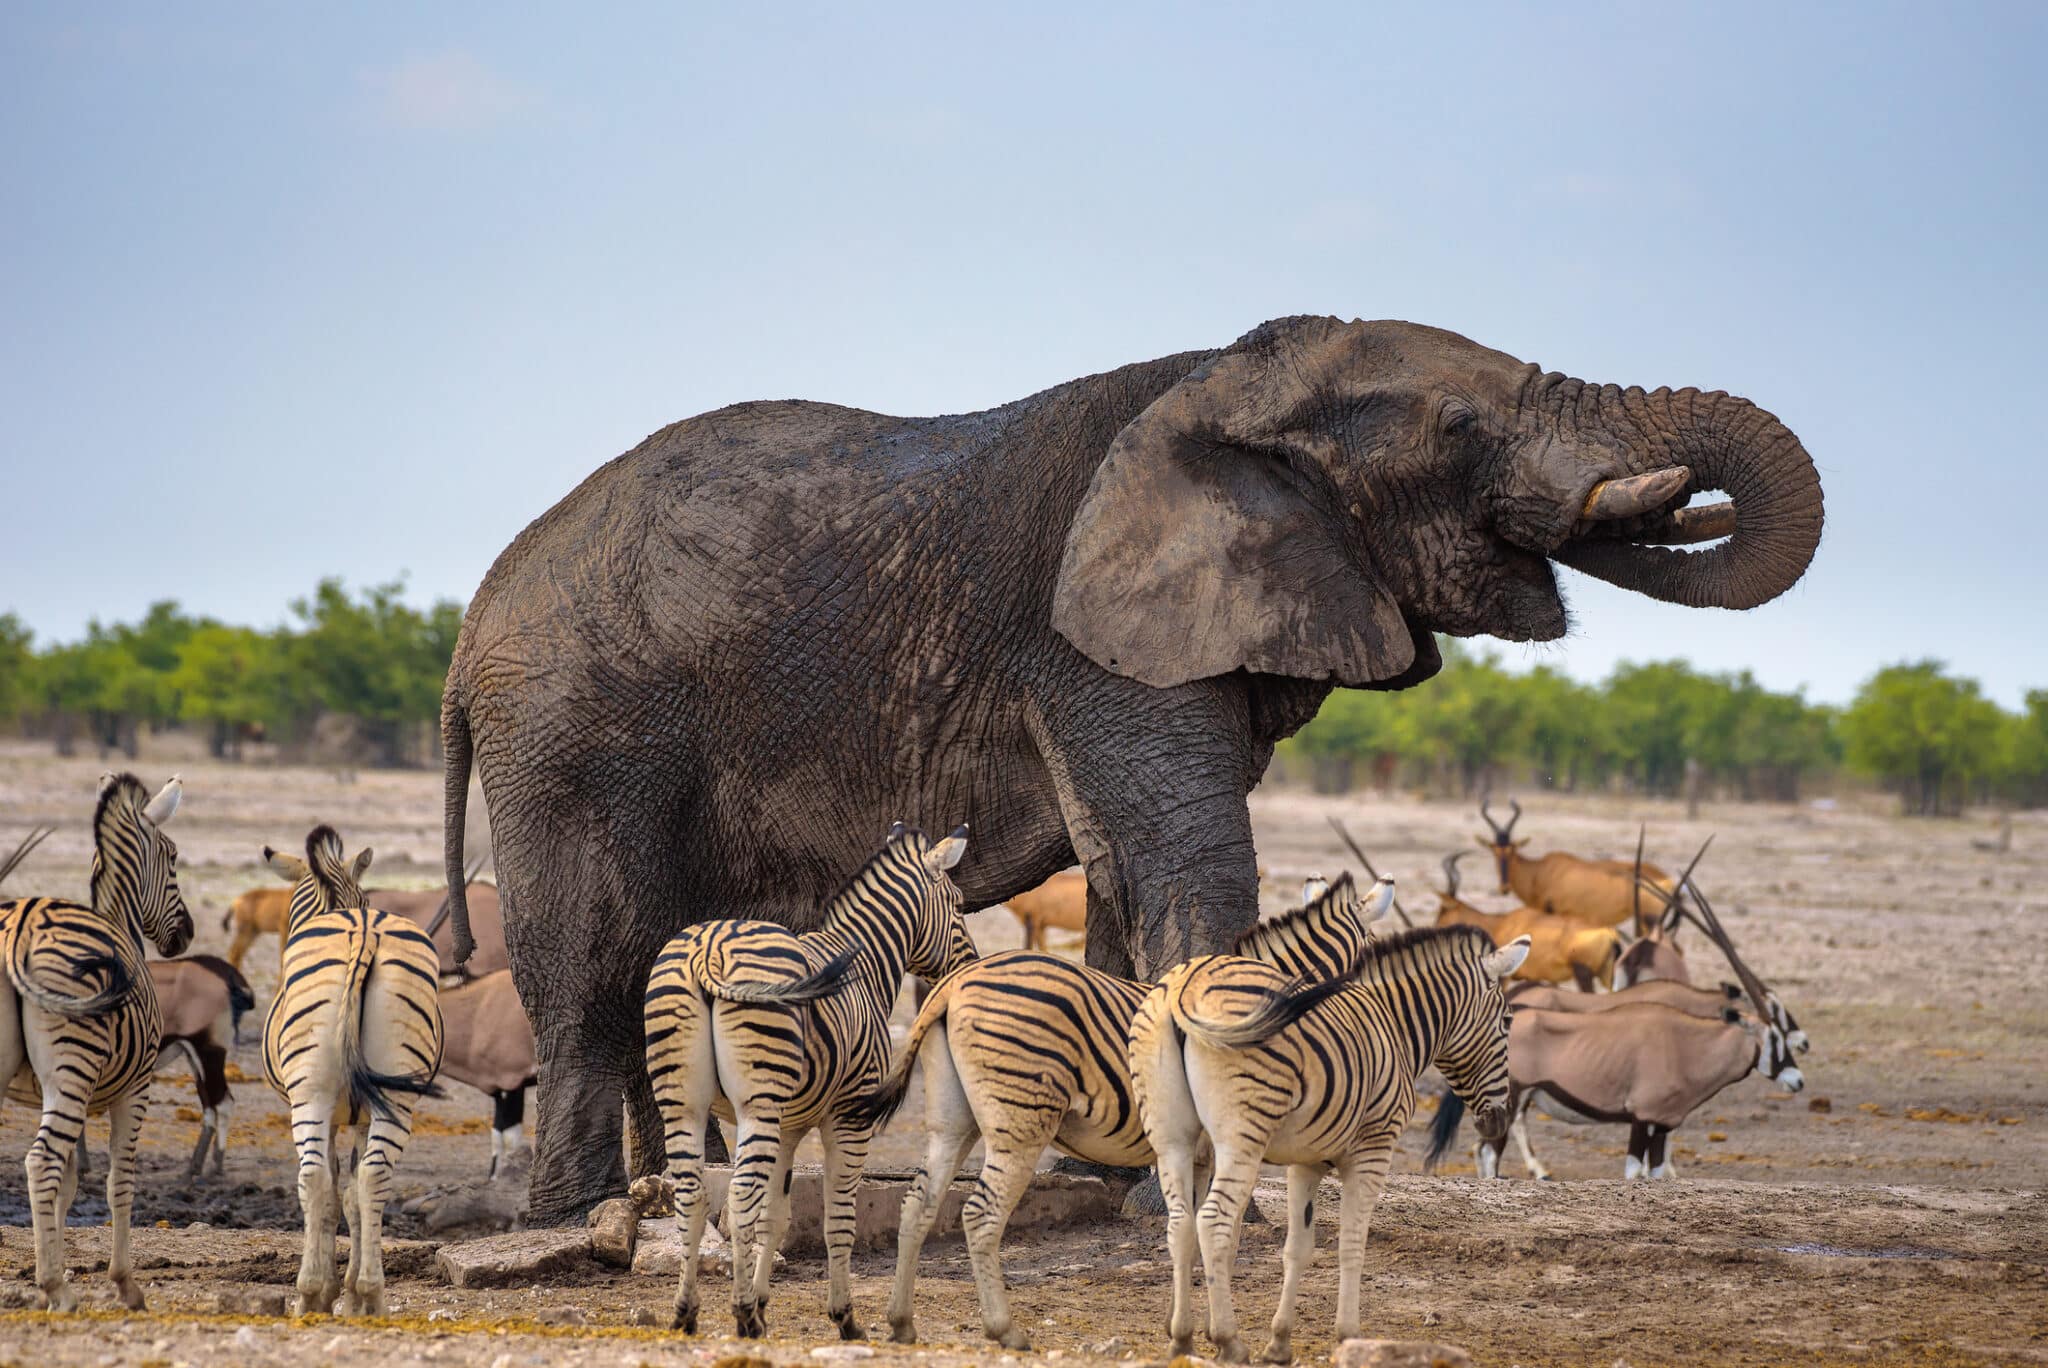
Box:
[3,591,2043,816]
[1272,644,2048,817]
[0,581,460,769]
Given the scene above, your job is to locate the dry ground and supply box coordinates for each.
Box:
[1,740,2044,1365]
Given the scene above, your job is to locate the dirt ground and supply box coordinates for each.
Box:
[2,740,2045,1365]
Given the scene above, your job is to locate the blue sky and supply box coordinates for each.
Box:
[3,3,2043,705]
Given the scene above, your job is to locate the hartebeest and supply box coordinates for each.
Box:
[1477,799,1680,934]
[1432,998,1803,1180]
[1435,853,1621,991]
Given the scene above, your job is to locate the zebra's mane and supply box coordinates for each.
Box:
[1234,872,1360,953]
[87,773,150,909]
[1348,922,1496,973]
[302,824,361,910]
[818,826,930,930]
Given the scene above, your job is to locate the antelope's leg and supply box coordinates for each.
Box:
[1259,1164,1322,1364]
[888,1030,980,1344]
[1624,1121,1649,1180]
[106,1092,148,1309]
[1332,1142,1395,1344]
[1647,1125,1674,1179]
[1512,1110,1551,1181]
[960,1107,1061,1351]
[820,1120,872,1340]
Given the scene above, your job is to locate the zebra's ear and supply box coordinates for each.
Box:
[1361,875,1397,924]
[352,847,375,880]
[1482,935,1532,980]
[925,825,968,873]
[264,846,309,884]
[1299,874,1329,907]
[143,775,183,825]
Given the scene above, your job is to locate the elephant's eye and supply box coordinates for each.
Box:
[1441,409,1475,440]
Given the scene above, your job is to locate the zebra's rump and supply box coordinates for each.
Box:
[1,898,163,1111]
[940,952,1149,1131]
[262,905,444,1102]
[651,920,841,1000]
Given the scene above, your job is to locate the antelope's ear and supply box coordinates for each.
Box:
[1482,935,1532,980]
[1513,838,1531,850]
[926,826,968,872]
[351,847,375,880]
[264,847,309,883]
[1472,836,1493,850]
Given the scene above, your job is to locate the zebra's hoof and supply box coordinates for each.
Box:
[995,1327,1032,1352]
[889,1320,917,1345]
[114,1277,146,1312]
[39,1283,78,1314]
[1258,1336,1293,1365]
[832,1307,864,1341]
[734,1302,765,1338]
[1214,1335,1250,1364]
[673,1299,698,1334]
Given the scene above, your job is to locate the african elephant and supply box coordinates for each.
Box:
[440,315,1823,1222]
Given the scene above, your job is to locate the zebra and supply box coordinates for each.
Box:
[848,873,1397,1351]
[260,825,445,1316]
[1128,924,1529,1365]
[643,822,975,1340]
[0,773,192,1311]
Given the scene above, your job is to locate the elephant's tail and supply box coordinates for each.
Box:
[441,689,478,966]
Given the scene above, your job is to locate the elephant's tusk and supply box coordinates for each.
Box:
[1580,466,1690,521]
[1634,501,1737,545]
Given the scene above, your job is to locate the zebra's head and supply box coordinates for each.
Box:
[898,823,977,982]
[1435,930,1530,1146]
[264,825,374,924]
[92,773,193,956]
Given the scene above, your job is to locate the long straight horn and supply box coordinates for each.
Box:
[1668,834,1717,938]
[0,825,53,890]
[1326,816,1415,928]
[424,854,488,941]
[1632,824,1646,928]
[1685,876,1774,1022]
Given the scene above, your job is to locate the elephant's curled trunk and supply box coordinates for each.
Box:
[1555,388,1824,610]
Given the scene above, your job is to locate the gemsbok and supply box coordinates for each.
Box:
[1477,799,1679,933]
[644,823,976,1340]
[436,969,536,1178]
[261,826,445,1315]
[1435,852,1621,990]
[148,953,255,1177]
[848,875,1397,1351]
[1,774,193,1310]
[1432,997,1803,1180]
[1130,925,1528,1364]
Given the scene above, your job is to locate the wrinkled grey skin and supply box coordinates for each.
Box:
[441,316,1824,1222]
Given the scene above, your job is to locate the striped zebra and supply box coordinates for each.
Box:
[644,823,975,1340]
[260,826,445,1316]
[849,873,1396,1351]
[0,773,192,1311]
[1129,924,1528,1364]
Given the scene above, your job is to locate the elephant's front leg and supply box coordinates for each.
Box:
[525,1009,633,1225]
[1037,682,1264,978]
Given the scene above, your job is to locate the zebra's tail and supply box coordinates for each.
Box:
[1424,1088,1465,1172]
[842,968,958,1132]
[704,946,859,1006]
[1172,972,1352,1050]
[5,913,134,1017]
[341,922,444,1123]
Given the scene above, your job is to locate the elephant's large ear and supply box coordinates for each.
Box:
[1052,318,1419,689]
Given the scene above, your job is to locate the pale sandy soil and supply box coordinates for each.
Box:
[1,741,2044,1365]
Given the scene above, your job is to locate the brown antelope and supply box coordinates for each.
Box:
[147,954,255,1177]
[436,970,536,1178]
[1002,868,1087,950]
[1477,799,1679,933]
[224,861,501,977]
[1433,998,1804,1180]
[1435,853,1621,991]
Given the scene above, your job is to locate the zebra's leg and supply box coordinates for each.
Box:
[290,1099,341,1313]
[1331,1143,1395,1343]
[106,1091,148,1310]
[746,1131,801,1335]
[1195,1142,1265,1364]
[1156,1138,1203,1359]
[24,1022,93,1313]
[650,988,718,1335]
[820,1120,873,1340]
[336,1133,364,1309]
[960,1108,1060,1351]
[1259,1164,1321,1364]
[349,1109,412,1316]
[725,1114,781,1337]
[887,1038,979,1344]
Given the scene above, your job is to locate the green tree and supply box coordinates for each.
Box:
[173,625,290,758]
[286,578,463,766]
[1840,661,2005,816]
[0,613,31,727]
